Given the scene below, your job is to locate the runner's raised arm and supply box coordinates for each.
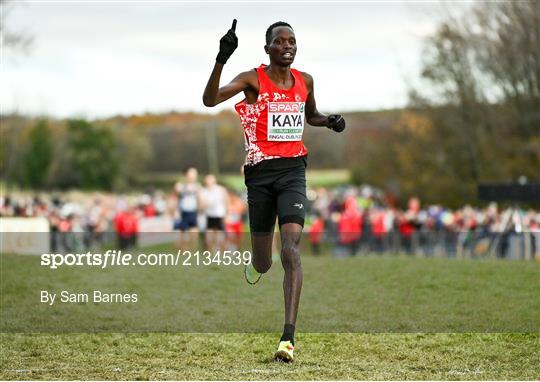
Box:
[203,19,251,107]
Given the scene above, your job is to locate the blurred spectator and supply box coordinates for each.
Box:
[200,174,228,252]
[337,196,362,256]
[225,190,247,250]
[308,211,324,256]
[114,204,139,250]
[174,167,201,232]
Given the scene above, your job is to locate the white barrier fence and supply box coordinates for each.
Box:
[138,216,176,247]
[0,216,177,255]
[0,218,50,255]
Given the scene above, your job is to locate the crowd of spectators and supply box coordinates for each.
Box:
[1,181,538,259]
[307,186,539,259]
[1,192,169,251]
[0,181,247,252]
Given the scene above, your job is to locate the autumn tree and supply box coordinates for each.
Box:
[354,1,540,207]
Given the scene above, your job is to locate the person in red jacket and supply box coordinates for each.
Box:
[338,196,362,256]
[203,20,346,362]
[399,197,421,254]
[371,208,387,253]
[114,205,139,250]
[308,212,324,256]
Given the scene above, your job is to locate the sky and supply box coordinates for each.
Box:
[1,1,472,118]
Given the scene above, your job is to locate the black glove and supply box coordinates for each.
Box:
[327,114,346,132]
[216,19,238,64]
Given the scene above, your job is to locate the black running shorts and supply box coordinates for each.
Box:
[206,217,224,231]
[244,156,307,234]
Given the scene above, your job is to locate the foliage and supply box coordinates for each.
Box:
[113,126,153,191]
[22,120,52,188]
[2,1,538,198]
[67,119,118,190]
[1,107,405,191]
[352,0,540,207]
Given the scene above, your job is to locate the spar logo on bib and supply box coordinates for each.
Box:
[267,102,305,141]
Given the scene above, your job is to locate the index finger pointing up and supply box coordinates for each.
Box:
[231,19,237,32]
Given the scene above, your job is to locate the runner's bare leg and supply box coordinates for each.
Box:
[279,222,303,325]
[250,232,274,273]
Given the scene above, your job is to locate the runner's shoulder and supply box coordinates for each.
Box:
[236,69,258,83]
[298,71,314,89]
[231,69,258,90]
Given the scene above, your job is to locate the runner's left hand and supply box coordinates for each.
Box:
[327,114,346,132]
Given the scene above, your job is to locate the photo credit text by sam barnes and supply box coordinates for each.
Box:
[38,249,252,306]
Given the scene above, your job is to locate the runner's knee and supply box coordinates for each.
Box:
[281,243,301,270]
[252,254,272,273]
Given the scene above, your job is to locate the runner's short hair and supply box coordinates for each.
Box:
[265,21,293,45]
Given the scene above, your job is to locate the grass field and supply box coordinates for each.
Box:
[2,332,539,380]
[138,169,350,191]
[1,251,539,379]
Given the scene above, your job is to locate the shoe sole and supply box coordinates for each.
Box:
[274,350,293,363]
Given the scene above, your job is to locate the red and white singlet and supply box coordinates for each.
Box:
[235,64,308,165]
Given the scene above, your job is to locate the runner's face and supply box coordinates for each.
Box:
[265,27,296,66]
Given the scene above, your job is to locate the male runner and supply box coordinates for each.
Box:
[203,19,345,362]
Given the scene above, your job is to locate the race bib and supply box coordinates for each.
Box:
[267,102,305,141]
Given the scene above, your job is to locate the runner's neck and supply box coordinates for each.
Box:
[265,64,292,84]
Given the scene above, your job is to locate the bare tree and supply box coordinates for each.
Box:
[1,0,33,54]
[351,0,539,206]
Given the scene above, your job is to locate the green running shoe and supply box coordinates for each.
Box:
[244,262,262,285]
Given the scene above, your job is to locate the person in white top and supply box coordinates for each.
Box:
[174,167,202,250]
[200,174,228,251]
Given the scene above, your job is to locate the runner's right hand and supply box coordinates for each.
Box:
[216,19,238,64]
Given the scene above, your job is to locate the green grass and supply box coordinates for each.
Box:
[138,169,350,191]
[1,252,538,332]
[223,169,350,190]
[1,251,539,379]
[1,333,539,380]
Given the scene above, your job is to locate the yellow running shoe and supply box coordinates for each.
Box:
[274,340,294,362]
[244,262,262,285]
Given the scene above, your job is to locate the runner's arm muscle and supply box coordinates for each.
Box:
[302,72,328,127]
[203,65,252,107]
